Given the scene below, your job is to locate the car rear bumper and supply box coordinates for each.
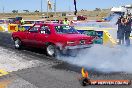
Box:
[64,44,93,50]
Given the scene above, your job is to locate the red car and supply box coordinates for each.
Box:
[77,15,87,20]
[12,23,93,57]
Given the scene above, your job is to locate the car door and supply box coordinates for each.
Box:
[34,25,51,47]
[26,25,40,47]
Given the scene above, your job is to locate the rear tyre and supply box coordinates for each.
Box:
[14,38,22,50]
[46,44,58,57]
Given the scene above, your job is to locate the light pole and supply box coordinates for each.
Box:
[47,0,49,17]
[41,0,43,13]
[3,6,5,13]
[2,0,5,13]
[54,0,56,17]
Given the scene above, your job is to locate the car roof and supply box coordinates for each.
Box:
[35,23,67,26]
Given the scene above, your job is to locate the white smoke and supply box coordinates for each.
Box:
[60,13,132,73]
[109,14,120,24]
[57,44,132,73]
[57,13,132,73]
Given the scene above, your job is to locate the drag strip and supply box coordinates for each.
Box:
[0,32,57,62]
[0,32,83,88]
[0,32,82,74]
[0,32,132,88]
[0,32,81,73]
[0,32,66,72]
[0,32,14,48]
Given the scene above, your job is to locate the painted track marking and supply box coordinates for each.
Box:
[0,69,9,77]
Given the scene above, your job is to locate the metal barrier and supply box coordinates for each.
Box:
[0,24,8,31]
[0,26,4,31]
[76,27,117,47]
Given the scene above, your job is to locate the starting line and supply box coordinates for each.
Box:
[0,69,9,77]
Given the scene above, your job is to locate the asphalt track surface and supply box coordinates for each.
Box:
[0,31,132,88]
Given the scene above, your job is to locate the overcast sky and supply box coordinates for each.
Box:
[0,0,132,12]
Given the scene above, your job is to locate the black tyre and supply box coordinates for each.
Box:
[14,38,22,49]
[80,78,91,86]
[46,44,57,57]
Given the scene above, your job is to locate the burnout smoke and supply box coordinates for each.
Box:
[109,13,120,23]
[57,13,132,73]
[57,45,132,73]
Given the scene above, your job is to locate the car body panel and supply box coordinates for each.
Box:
[12,23,93,50]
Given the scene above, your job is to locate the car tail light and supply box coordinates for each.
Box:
[67,41,75,44]
[86,37,94,44]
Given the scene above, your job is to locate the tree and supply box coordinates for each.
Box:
[23,10,29,13]
[34,10,39,13]
[94,8,101,11]
[12,10,18,13]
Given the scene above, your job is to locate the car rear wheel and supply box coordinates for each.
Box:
[46,44,61,57]
[14,38,22,49]
[46,44,56,57]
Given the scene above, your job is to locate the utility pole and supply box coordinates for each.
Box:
[41,0,43,13]
[69,0,71,12]
[54,0,56,17]
[3,6,5,13]
[47,0,49,17]
[2,0,5,13]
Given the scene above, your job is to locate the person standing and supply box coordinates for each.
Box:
[124,14,132,46]
[20,19,25,25]
[63,18,70,25]
[116,15,124,45]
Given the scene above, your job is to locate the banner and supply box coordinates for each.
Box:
[74,0,77,15]
[47,0,52,10]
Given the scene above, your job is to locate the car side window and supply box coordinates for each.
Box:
[29,27,39,33]
[40,26,51,34]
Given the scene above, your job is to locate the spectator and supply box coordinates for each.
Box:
[116,15,124,45]
[63,18,70,25]
[20,19,25,25]
[124,14,132,46]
